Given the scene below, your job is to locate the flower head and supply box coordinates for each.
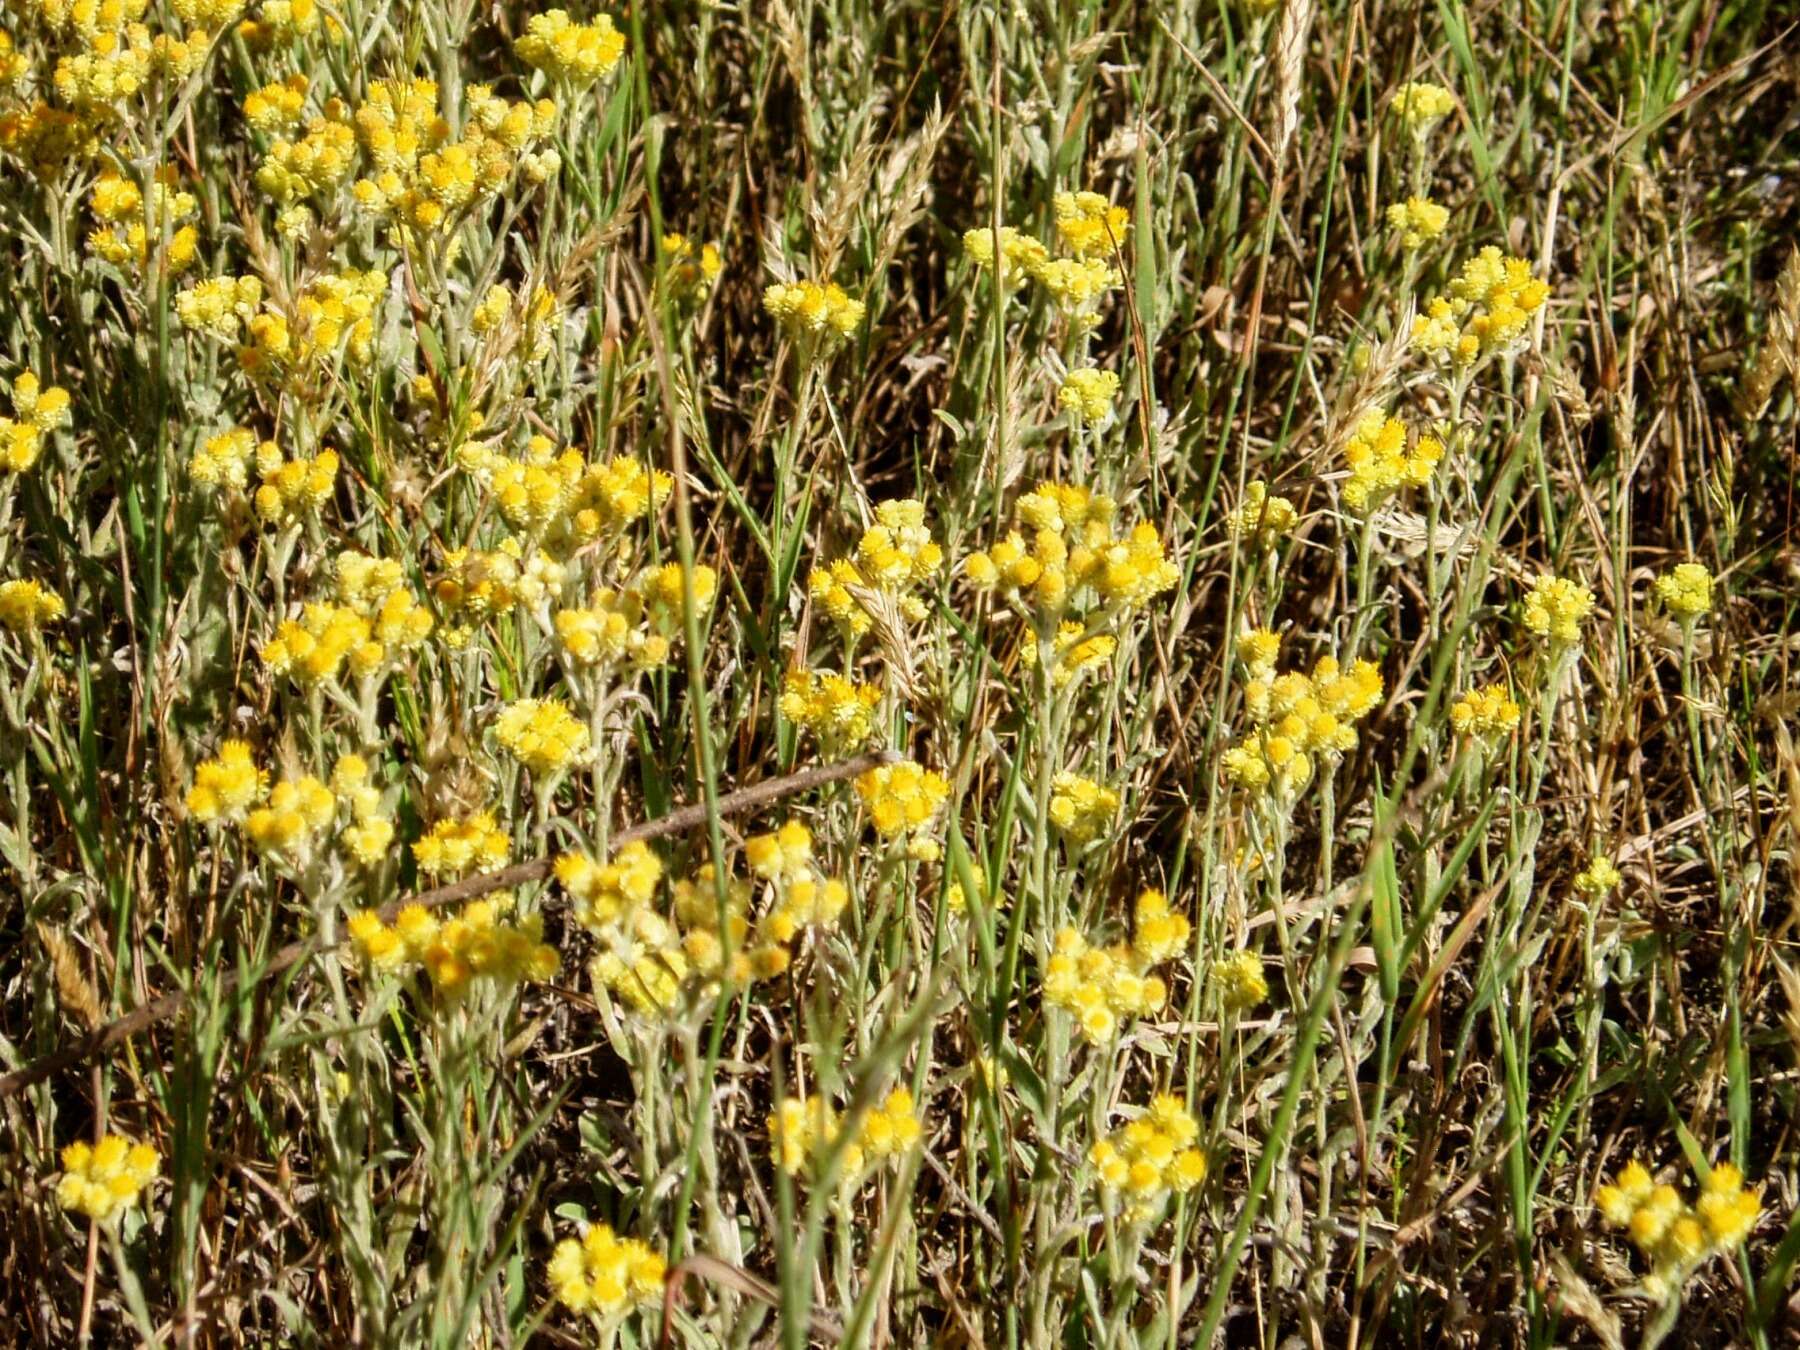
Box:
[56,1134,159,1223]
[1521,574,1595,644]
[1653,562,1713,621]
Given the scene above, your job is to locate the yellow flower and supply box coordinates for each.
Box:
[1341,411,1441,512]
[781,668,882,752]
[1413,248,1550,365]
[962,224,1049,287]
[412,812,509,878]
[493,697,590,775]
[185,740,266,824]
[1210,949,1267,1011]
[1653,562,1712,621]
[1386,195,1449,248]
[1230,481,1298,544]
[1521,574,1595,644]
[515,9,626,84]
[1046,772,1119,845]
[0,578,65,634]
[1057,367,1120,427]
[1573,853,1621,899]
[855,760,949,859]
[764,279,865,346]
[1449,682,1520,743]
[1390,81,1456,131]
[56,1134,159,1222]
[1595,1157,1761,1298]
[547,1223,665,1314]
[1053,190,1129,259]
[1091,1094,1205,1221]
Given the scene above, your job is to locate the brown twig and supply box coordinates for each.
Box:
[0,751,894,1102]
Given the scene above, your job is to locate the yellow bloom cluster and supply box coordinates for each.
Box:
[1210,950,1268,1011]
[1018,621,1117,687]
[235,270,386,385]
[1222,641,1383,801]
[1054,190,1130,259]
[461,439,672,548]
[661,231,722,297]
[546,1223,665,1317]
[262,558,433,686]
[349,79,559,236]
[348,897,559,996]
[1411,247,1550,366]
[556,839,662,931]
[494,696,590,776]
[856,759,950,860]
[964,192,1123,328]
[555,841,687,1011]
[1386,195,1449,248]
[250,441,338,524]
[771,1087,922,1179]
[1449,682,1520,744]
[1521,573,1595,643]
[1057,367,1120,427]
[734,820,851,977]
[1653,562,1713,620]
[763,279,866,347]
[960,224,1048,287]
[1090,1094,1206,1221]
[56,1134,158,1222]
[1573,853,1621,899]
[87,167,199,273]
[780,667,882,752]
[554,563,714,672]
[808,498,943,638]
[436,540,566,624]
[1596,1161,1760,1301]
[1390,80,1456,130]
[237,0,333,48]
[1341,411,1442,511]
[185,740,267,824]
[242,71,306,132]
[0,578,65,633]
[412,812,509,878]
[253,104,355,201]
[176,275,263,343]
[1230,479,1299,544]
[332,754,393,864]
[1043,890,1189,1043]
[514,9,626,85]
[244,772,336,857]
[1046,771,1119,845]
[1,371,72,473]
[963,481,1179,625]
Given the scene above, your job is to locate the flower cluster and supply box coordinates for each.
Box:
[1,371,71,473]
[1653,562,1713,621]
[763,278,865,349]
[555,563,716,672]
[963,188,1125,329]
[1057,367,1120,427]
[1391,80,1456,132]
[1449,682,1521,746]
[546,1223,665,1316]
[1411,247,1550,366]
[1210,950,1268,1011]
[494,697,590,776]
[185,740,268,825]
[808,498,944,639]
[1573,853,1622,899]
[1230,480,1298,545]
[1521,574,1595,644]
[347,897,559,997]
[1387,195,1449,248]
[1090,1094,1206,1221]
[1341,411,1442,512]
[1221,635,1383,803]
[780,667,883,752]
[963,482,1179,635]
[856,760,950,860]
[1043,890,1190,1043]
[514,9,626,85]
[1596,1160,1760,1300]
[1046,771,1119,845]
[771,1087,922,1180]
[56,1134,159,1223]
[0,578,64,634]
[412,812,509,878]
